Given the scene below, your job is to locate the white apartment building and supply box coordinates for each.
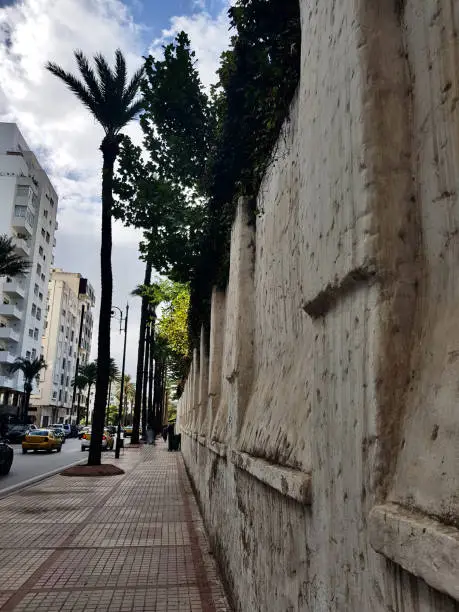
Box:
[32,270,95,426]
[0,123,58,420]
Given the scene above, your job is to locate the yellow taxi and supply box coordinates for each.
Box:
[22,429,62,454]
[80,428,114,451]
[124,425,133,437]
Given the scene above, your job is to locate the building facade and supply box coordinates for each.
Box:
[32,270,95,426]
[0,123,58,420]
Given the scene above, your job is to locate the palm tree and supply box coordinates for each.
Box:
[47,50,143,465]
[106,357,120,416]
[71,373,88,425]
[9,357,46,425]
[79,362,97,426]
[0,235,30,277]
[131,262,152,443]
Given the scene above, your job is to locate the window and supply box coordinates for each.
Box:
[41,274,45,282]
[36,308,41,321]
[46,232,50,243]
[26,350,31,359]
[64,391,68,404]
[65,376,69,387]
[62,358,66,370]
[52,391,57,400]
[41,228,45,238]
[39,292,43,301]
[62,309,66,317]
[16,185,29,197]
[43,209,48,218]
[34,328,39,340]
[31,304,36,316]
[60,374,64,385]
[58,390,62,402]
[60,325,64,333]
[38,246,43,256]
[34,283,39,296]
[70,330,74,342]
[36,263,41,275]
[28,328,33,337]
[31,348,36,359]
[14,205,26,217]
[50,198,54,208]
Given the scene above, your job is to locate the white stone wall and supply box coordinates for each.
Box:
[178,1,459,610]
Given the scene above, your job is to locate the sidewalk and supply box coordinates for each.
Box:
[0,441,230,612]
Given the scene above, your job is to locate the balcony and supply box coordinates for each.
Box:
[0,375,15,389]
[3,279,25,299]
[0,327,20,343]
[0,351,16,364]
[0,304,23,319]
[12,210,33,236]
[13,238,31,257]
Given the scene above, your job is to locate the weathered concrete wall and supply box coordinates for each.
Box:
[177,1,459,610]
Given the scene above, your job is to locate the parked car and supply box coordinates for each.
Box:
[0,438,13,475]
[62,424,71,437]
[81,429,114,451]
[7,425,35,443]
[51,423,69,437]
[78,426,91,440]
[51,427,66,444]
[124,425,133,437]
[70,425,79,438]
[22,429,62,453]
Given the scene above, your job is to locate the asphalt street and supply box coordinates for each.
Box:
[0,437,85,491]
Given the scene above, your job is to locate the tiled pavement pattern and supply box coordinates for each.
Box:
[0,443,230,611]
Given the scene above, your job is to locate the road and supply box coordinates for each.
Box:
[0,437,85,492]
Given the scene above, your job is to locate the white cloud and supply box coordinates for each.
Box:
[0,0,232,376]
[150,2,231,89]
[0,0,146,374]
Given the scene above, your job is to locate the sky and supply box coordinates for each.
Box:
[0,0,232,378]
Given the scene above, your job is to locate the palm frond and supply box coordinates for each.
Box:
[74,50,103,106]
[123,99,144,125]
[0,235,30,277]
[10,356,46,383]
[46,61,98,117]
[94,52,116,99]
[114,49,127,96]
[122,66,144,108]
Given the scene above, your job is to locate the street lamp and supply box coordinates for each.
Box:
[111,304,129,459]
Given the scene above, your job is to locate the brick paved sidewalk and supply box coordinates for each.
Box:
[0,442,230,612]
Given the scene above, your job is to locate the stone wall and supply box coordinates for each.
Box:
[177,1,459,610]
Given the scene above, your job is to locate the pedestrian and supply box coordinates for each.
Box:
[167,421,175,451]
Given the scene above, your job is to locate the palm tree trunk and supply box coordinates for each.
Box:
[23,390,31,426]
[147,315,155,432]
[141,321,150,440]
[88,136,116,465]
[77,391,81,425]
[131,260,151,444]
[85,384,91,426]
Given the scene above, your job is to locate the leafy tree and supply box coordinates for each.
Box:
[47,50,143,465]
[0,235,30,277]
[115,374,135,425]
[78,362,97,426]
[71,373,88,425]
[10,357,46,424]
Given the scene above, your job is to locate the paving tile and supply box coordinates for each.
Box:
[0,550,55,589]
[0,442,231,612]
[0,523,75,548]
[35,547,197,589]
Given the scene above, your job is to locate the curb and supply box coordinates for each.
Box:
[0,458,87,499]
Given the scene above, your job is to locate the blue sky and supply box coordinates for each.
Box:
[0,0,232,375]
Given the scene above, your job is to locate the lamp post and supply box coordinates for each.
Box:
[111,304,129,459]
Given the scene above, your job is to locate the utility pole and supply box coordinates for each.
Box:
[113,303,129,460]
